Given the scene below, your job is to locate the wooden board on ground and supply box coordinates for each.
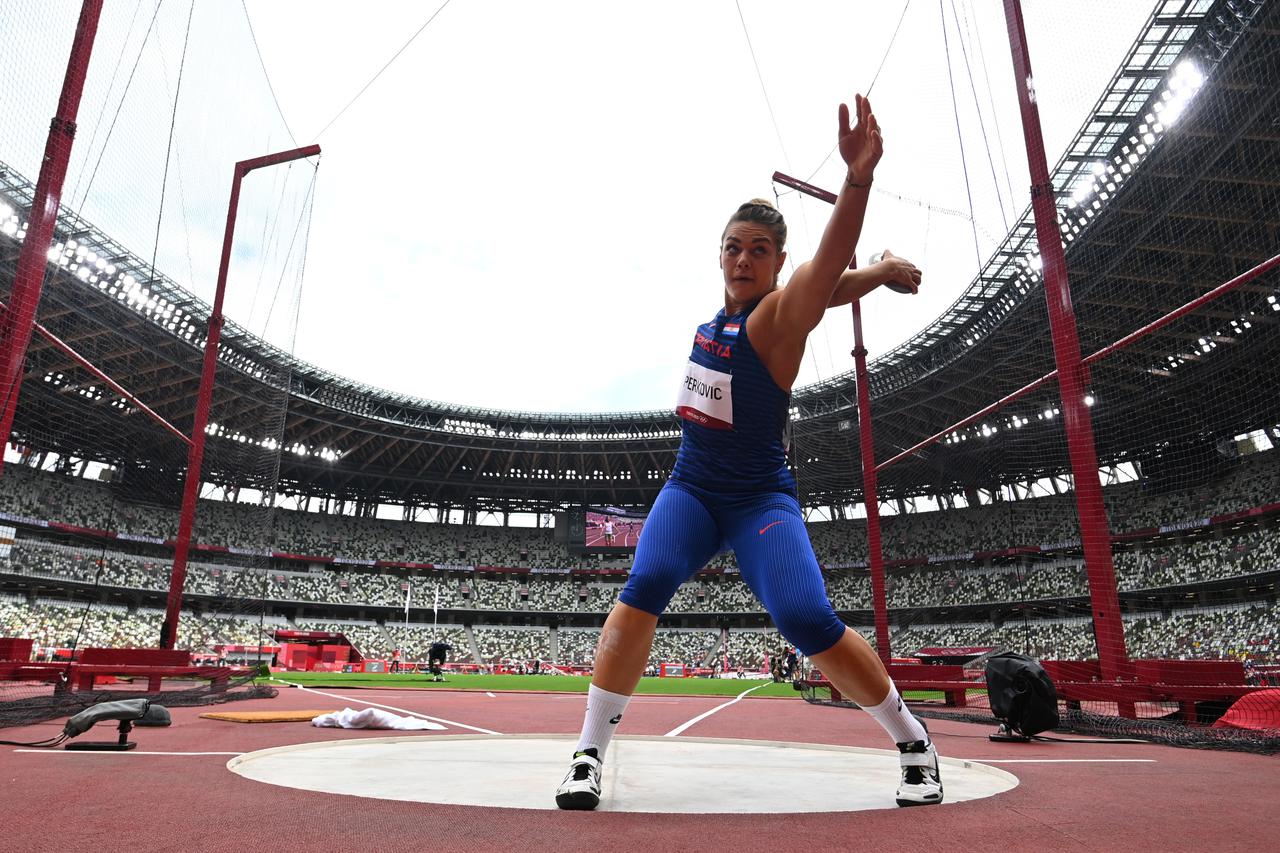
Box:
[200,709,336,723]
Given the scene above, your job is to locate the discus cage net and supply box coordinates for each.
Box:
[0,0,319,724]
[784,0,1279,752]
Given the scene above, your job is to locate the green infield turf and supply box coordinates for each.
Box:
[264,671,981,703]
[267,671,806,697]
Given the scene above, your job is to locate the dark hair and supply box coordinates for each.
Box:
[722,198,787,253]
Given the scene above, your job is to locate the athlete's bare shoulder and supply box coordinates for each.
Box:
[744,286,806,392]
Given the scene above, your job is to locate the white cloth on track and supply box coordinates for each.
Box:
[312,707,445,731]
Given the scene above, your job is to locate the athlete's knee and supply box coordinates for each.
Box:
[617,573,677,617]
[771,599,845,657]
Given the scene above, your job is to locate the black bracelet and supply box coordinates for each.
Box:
[846,174,873,189]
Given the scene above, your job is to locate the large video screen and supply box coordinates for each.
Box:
[584,509,646,550]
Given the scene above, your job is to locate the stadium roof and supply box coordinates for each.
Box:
[2,0,1277,513]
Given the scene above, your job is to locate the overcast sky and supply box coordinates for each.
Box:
[1,1,1155,414]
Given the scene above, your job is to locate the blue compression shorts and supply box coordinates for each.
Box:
[618,479,846,657]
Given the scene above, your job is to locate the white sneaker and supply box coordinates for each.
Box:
[895,737,944,807]
[555,748,602,810]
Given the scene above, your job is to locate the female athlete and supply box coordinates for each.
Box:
[556,94,939,810]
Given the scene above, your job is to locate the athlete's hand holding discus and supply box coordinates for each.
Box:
[866,249,922,295]
[733,93,884,391]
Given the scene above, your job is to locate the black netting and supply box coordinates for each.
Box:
[1,2,311,720]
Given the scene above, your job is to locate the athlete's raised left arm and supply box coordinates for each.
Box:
[766,94,882,342]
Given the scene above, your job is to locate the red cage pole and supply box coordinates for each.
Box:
[772,171,891,661]
[0,0,104,475]
[852,301,892,662]
[160,144,319,649]
[1003,0,1130,680]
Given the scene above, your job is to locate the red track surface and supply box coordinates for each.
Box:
[2,685,1276,852]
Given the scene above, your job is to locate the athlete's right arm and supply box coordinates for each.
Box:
[827,251,921,307]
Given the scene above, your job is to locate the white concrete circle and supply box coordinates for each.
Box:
[228,735,1018,813]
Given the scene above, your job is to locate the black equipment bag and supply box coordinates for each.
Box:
[985,652,1060,736]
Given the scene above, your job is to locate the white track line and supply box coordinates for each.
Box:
[13,749,242,756]
[664,683,770,737]
[961,758,1157,764]
[275,681,501,735]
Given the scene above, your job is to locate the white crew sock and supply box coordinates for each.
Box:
[863,683,928,745]
[575,684,632,759]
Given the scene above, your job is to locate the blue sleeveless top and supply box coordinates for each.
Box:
[670,302,795,494]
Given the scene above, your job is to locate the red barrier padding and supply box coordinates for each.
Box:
[887,664,967,681]
[79,647,190,667]
[1040,660,1103,683]
[1132,659,1245,686]
[0,638,34,661]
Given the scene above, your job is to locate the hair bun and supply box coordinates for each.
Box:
[724,196,787,252]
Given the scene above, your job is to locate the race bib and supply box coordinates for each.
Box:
[676,360,733,429]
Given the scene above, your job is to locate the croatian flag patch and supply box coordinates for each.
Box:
[723,322,740,337]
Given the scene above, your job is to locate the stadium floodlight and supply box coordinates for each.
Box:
[1084,395,1095,407]
[1162,60,1198,128]
[1175,58,1204,88]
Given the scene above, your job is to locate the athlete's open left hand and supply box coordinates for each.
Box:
[839,94,882,185]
